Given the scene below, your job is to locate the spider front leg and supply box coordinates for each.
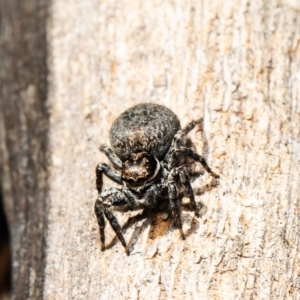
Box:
[95,188,131,255]
[95,162,122,194]
[95,163,129,254]
[100,145,122,168]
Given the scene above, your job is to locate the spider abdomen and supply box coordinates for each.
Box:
[110,103,181,160]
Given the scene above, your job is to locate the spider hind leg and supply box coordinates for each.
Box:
[168,181,185,240]
[178,167,200,217]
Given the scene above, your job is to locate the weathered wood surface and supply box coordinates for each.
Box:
[0,0,48,299]
[1,0,300,299]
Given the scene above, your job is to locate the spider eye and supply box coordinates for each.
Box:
[141,158,149,166]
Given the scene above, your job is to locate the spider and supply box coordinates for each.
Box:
[94,103,219,255]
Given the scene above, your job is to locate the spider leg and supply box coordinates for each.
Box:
[164,119,203,168]
[100,187,123,198]
[95,162,131,254]
[144,185,158,208]
[168,181,185,240]
[95,199,106,251]
[122,185,158,209]
[103,204,130,255]
[178,167,200,217]
[121,188,141,209]
[95,189,131,255]
[100,144,122,168]
[171,118,203,148]
[95,163,122,194]
[177,147,219,178]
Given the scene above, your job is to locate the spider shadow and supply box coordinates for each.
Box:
[105,205,176,252]
[183,137,208,182]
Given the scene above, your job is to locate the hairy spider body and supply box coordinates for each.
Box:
[94,103,218,255]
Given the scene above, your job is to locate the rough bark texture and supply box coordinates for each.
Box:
[1,0,300,299]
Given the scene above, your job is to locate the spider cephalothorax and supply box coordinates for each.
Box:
[94,103,219,255]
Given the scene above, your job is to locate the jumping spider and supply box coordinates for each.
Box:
[94,103,219,255]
